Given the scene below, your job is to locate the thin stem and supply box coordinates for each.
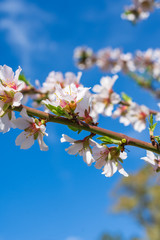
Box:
[13,105,160,154]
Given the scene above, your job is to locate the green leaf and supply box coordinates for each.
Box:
[97,136,121,145]
[148,114,157,132]
[149,114,153,126]
[44,104,72,118]
[151,122,157,132]
[45,104,58,115]
[19,73,33,87]
[124,10,132,16]
[121,92,132,102]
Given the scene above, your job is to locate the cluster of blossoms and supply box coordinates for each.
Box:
[61,134,129,178]
[0,65,24,133]
[60,135,160,179]
[0,65,48,150]
[41,78,94,124]
[74,47,160,82]
[121,0,160,23]
[35,70,153,133]
[91,75,121,120]
[33,71,83,106]
[113,100,150,132]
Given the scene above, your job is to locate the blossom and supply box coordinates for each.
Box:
[0,65,23,116]
[64,72,82,87]
[0,65,25,91]
[43,83,91,118]
[0,111,16,133]
[33,71,84,109]
[97,48,122,73]
[74,93,94,123]
[127,103,149,132]
[61,134,97,166]
[120,53,136,72]
[92,75,121,117]
[121,0,157,23]
[121,7,149,23]
[141,150,160,172]
[112,105,131,126]
[74,46,95,69]
[13,108,48,151]
[41,71,82,94]
[0,83,23,116]
[92,144,128,177]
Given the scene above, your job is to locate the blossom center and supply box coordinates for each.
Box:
[120,106,128,115]
[138,111,147,120]
[3,81,17,90]
[0,94,12,103]
[60,100,77,112]
[25,123,41,138]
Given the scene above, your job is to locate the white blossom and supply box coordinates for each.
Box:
[127,104,149,132]
[0,111,16,133]
[0,84,23,116]
[112,105,131,126]
[0,65,25,91]
[97,48,122,73]
[92,75,121,117]
[121,0,157,23]
[61,134,97,166]
[92,144,128,177]
[13,108,48,151]
[0,65,23,116]
[141,150,160,172]
[43,83,91,118]
[41,71,82,94]
[74,46,94,69]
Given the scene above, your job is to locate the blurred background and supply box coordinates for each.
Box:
[0,0,160,239]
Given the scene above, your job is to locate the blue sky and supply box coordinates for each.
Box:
[0,0,160,240]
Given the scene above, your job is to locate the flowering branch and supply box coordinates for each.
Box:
[1,64,160,178]
[13,104,160,154]
[74,46,160,98]
[121,0,160,23]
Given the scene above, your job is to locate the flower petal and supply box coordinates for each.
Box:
[13,92,23,107]
[102,161,117,177]
[82,148,94,166]
[12,118,30,130]
[60,134,75,143]
[20,108,33,122]
[117,162,129,177]
[21,135,35,149]
[65,143,82,155]
[37,133,48,151]
[15,132,27,146]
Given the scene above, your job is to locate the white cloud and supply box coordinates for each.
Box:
[0,0,57,74]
